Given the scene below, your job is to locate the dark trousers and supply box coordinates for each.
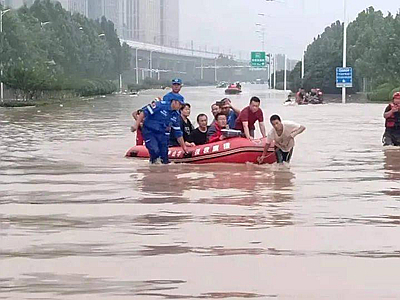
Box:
[275,148,293,163]
[383,128,400,146]
[142,128,169,164]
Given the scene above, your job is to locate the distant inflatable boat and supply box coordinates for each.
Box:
[225,84,242,95]
[125,137,276,164]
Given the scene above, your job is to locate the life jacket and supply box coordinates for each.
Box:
[142,100,182,137]
[386,104,400,128]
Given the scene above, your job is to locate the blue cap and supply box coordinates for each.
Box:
[163,92,185,104]
[172,78,182,85]
[173,95,185,105]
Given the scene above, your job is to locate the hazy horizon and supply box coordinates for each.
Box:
[180,0,400,60]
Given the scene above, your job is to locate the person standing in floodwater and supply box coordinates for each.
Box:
[163,78,184,103]
[258,115,306,164]
[383,92,400,146]
[131,98,189,164]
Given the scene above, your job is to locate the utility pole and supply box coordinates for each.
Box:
[1,9,11,101]
[269,53,273,89]
[342,0,347,104]
[284,54,287,91]
[135,48,139,84]
[200,57,204,80]
[149,50,153,79]
[273,54,276,89]
[214,58,217,82]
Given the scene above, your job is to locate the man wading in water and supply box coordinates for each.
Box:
[258,115,306,164]
[383,92,400,146]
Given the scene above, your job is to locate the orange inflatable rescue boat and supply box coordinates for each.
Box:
[125,137,276,164]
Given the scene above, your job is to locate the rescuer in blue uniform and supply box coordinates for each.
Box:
[131,97,189,164]
[163,78,184,103]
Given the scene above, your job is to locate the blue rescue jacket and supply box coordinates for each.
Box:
[142,100,183,138]
[227,110,238,129]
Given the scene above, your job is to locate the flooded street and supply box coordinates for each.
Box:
[1,85,400,299]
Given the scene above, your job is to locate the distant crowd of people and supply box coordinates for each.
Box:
[131,78,305,164]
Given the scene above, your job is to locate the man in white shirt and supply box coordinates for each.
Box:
[258,115,306,164]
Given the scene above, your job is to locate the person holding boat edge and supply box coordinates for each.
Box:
[235,96,266,139]
[131,98,189,164]
[258,115,306,164]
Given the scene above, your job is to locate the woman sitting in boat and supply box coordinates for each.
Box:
[170,103,195,147]
[207,113,229,143]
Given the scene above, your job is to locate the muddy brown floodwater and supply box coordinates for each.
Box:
[1,85,400,299]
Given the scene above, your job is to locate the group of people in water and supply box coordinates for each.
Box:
[292,87,324,105]
[131,78,306,165]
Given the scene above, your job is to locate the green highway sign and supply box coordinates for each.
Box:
[251,51,267,67]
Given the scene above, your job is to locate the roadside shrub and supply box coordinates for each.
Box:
[368,83,396,102]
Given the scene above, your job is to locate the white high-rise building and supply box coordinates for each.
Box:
[4,0,181,48]
[160,0,179,47]
[57,0,88,17]
[123,0,179,47]
[1,0,27,8]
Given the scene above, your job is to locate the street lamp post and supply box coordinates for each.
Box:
[273,54,277,89]
[284,54,287,91]
[342,0,347,104]
[200,57,204,80]
[0,9,11,101]
[149,50,154,79]
[256,26,265,52]
[214,58,218,82]
[135,48,139,85]
[268,53,273,89]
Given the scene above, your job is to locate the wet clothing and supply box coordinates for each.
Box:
[142,100,183,164]
[383,104,400,146]
[266,121,301,152]
[189,127,208,145]
[207,122,217,141]
[235,106,264,132]
[170,117,194,146]
[296,92,305,104]
[142,128,169,164]
[163,92,184,103]
[275,148,294,163]
[227,110,238,129]
[136,127,144,145]
[385,104,400,129]
[383,128,400,146]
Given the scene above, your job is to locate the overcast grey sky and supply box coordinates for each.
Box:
[180,0,400,60]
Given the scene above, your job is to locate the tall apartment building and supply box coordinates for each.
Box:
[2,0,180,48]
[160,0,179,47]
[57,0,88,16]
[1,0,31,8]
[87,0,179,47]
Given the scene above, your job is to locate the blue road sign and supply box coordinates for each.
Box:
[336,67,353,88]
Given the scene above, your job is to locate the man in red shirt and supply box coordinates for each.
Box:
[235,96,266,139]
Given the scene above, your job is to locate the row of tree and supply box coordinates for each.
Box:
[0,0,131,100]
[289,7,400,100]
